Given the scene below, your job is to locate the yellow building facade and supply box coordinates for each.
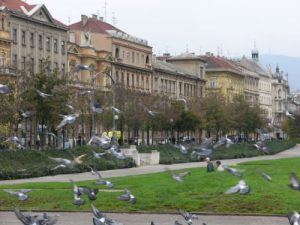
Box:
[0,8,15,83]
[203,55,244,102]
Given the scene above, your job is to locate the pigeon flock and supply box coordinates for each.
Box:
[1,84,299,224]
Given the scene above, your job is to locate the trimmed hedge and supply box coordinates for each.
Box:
[137,139,296,164]
[0,145,135,180]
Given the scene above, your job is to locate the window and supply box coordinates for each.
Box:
[115,47,119,58]
[54,62,58,70]
[30,58,34,72]
[30,32,34,47]
[61,40,65,54]
[116,71,119,83]
[0,52,5,66]
[12,28,17,43]
[137,53,140,64]
[132,52,135,63]
[61,63,65,74]
[126,73,130,86]
[21,56,26,70]
[54,39,58,52]
[39,59,43,69]
[121,72,124,85]
[1,17,4,30]
[21,30,26,45]
[126,52,130,61]
[131,74,134,87]
[210,79,217,88]
[12,54,17,67]
[146,55,149,64]
[38,34,43,49]
[46,37,50,51]
[200,66,204,78]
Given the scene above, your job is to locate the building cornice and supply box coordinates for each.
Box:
[10,10,68,31]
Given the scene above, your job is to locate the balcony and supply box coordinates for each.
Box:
[114,58,123,63]
[0,67,17,76]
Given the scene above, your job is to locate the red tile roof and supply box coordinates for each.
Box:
[202,55,242,73]
[0,0,34,12]
[69,17,123,34]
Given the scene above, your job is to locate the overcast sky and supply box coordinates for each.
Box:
[29,0,300,58]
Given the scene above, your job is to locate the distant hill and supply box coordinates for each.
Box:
[260,54,300,91]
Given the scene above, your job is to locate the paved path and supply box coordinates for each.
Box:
[1,144,299,185]
[0,211,289,225]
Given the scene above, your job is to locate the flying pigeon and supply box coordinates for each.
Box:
[56,113,79,130]
[253,140,270,154]
[176,98,188,111]
[49,154,86,170]
[288,211,300,225]
[92,204,123,225]
[14,208,58,225]
[144,107,159,117]
[4,189,31,201]
[36,89,52,98]
[213,137,234,149]
[81,90,94,95]
[111,106,121,114]
[224,166,244,177]
[108,145,126,159]
[91,102,104,114]
[117,189,136,204]
[91,168,114,188]
[179,209,198,225]
[77,186,99,201]
[192,138,213,158]
[0,84,10,94]
[175,221,183,225]
[66,104,75,111]
[167,169,191,183]
[286,110,295,120]
[5,136,25,150]
[261,172,272,182]
[176,144,188,154]
[88,134,111,149]
[92,150,107,159]
[20,110,32,119]
[71,180,85,206]
[289,173,300,190]
[225,180,250,195]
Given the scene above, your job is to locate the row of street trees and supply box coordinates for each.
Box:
[0,60,271,149]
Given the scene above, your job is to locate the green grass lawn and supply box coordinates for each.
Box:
[1,157,300,214]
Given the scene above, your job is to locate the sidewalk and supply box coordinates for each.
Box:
[0,211,288,225]
[0,144,299,185]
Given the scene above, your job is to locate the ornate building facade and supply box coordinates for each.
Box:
[0,0,68,74]
[271,65,289,139]
[68,15,153,93]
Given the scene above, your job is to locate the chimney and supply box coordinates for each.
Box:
[99,17,104,21]
[92,14,98,19]
[81,15,88,26]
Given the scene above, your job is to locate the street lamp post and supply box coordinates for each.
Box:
[76,64,116,143]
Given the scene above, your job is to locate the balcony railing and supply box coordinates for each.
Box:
[0,67,17,76]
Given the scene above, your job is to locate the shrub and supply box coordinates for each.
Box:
[0,146,135,180]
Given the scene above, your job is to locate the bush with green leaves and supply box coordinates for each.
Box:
[137,140,295,164]
[0,145,135,180]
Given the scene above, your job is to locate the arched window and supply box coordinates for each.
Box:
[278,89,281,98]
[145,55,149,64]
